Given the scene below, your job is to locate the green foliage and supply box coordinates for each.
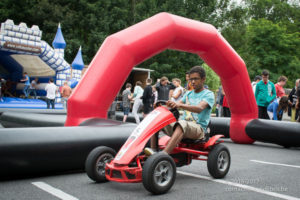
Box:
[202,63,220,92]
[241,18,300,87]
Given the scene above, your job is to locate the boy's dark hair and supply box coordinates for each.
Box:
[126,83,132,88]
[254,75,262,81]
[49,78,54,83]
[160,76,168,82]
[262,69,269,76]
[278,76,287,82]
[189,66,206,79]
[136,81,142,86]
[146,78,152,84]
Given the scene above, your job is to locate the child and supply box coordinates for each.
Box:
[267,96,289,120]
[122,83,132,123]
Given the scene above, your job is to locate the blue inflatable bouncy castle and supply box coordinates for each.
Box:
[0,20,85,108]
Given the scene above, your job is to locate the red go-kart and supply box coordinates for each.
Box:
[85,102,230,194]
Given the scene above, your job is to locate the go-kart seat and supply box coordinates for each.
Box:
[181,122,211,144]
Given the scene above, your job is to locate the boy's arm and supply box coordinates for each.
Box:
[255,83,258,99]
[177,101,209,113]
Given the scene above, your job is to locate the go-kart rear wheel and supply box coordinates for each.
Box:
[207,144,230,179]
[142,152,176,195]
[85,146,116,182]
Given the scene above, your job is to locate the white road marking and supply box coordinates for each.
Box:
[177,171,300,200]
[32,182,79,200]
[250,160,300,169]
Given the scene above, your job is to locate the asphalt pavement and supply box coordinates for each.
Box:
[0,139,299,200]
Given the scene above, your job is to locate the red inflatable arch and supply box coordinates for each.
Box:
[65,13,258,144]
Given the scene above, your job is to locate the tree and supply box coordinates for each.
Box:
[241,19,300,87]
[202,63,220,91]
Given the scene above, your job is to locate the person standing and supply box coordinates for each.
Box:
[141,78,154,117]
[131,81,144,124]
[152,85,158,105]
[20,72,30,98]
[296,81,300,122]
[61,81,72,109]
[255,69,276,119]
[171,78,184,102]
[215,86,224,117]
[251,75,262,93]
[274,76,288,98]
[288,79,300,122]
[222,92,231,117]
[28,78,38,99]
[122,83,132,123]
[45,78,57,109]
[184,71,193,92]
[155,76,175,101]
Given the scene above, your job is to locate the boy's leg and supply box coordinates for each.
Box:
[123,115,128,122]
[46,99,50,109]
[33,89,37,99]
[163,125,184,154]
[51,99,55,109]
[132,99,141,124]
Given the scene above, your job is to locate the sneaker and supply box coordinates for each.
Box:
[144,147,156,156]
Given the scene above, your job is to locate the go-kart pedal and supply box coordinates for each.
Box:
[144,147,156,156]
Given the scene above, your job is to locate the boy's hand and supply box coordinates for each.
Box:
[166,100,177,109]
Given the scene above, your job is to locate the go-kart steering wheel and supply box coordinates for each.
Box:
[155,100,179,120]
[154,100,167,108]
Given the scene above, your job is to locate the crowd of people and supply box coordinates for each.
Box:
[121,68,300,124]
[121,68,208,124]
[252,69,300,122]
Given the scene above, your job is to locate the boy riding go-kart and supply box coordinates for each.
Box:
[85,66,230,194]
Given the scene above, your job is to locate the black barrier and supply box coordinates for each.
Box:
[246,119,300,147]
[208,117,230,138]
[0,111,66,128]
[0,118,136,178]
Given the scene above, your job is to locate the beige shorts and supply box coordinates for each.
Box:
[163,120,204,140]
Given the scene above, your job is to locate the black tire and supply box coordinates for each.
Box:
[142,152,176,195]
[207,144,230,179]
[85,146,116,182]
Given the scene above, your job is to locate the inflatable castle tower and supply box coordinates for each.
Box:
[52,24,84,96]
[71,46,84,85]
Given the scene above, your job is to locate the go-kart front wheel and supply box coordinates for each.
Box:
[85,146,116,182]
[207,144,230,178]
[142,152,176,195]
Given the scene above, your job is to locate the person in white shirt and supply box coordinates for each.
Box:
[45,78,57,109]
[171,78,184,102]
[131,81,144,124]
[251,75,262,93]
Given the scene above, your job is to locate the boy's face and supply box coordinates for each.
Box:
[280,80,286,87]
[262,75,269,82]
[161,80,168,86]
[189,73,205,90]
[172,80,178,86]
[185,74,189,81]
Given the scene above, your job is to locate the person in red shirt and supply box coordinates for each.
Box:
[275,76,287,98]
[222,90,231,117]
[61,81,72,109]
